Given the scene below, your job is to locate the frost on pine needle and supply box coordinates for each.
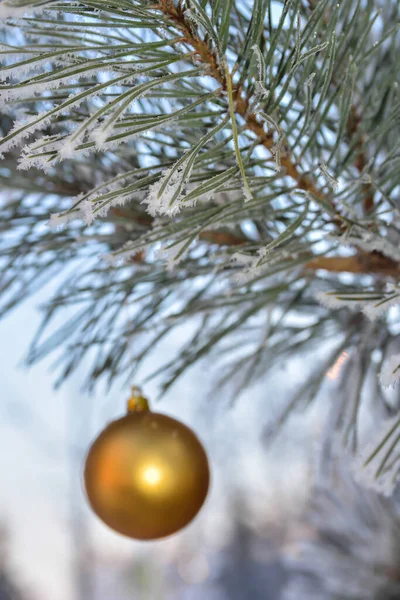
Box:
[315,290,368,311]
[0,56,64,82]
[0,111,53,156]
[230,247,287,286]
[92,128,108,150]
[254,81,270,100]
[251,45,270,100]
[142,157,195,217]
[47,199,93,230]
[318,162,340,192]
[270,135,285,173]
[0,67,114,104]
[58,117,102,160]
[353,413,400,497]
[315,287,400,321]
[0,73,137,162]
[255,111,284,172]
[18,138,60,172]
[58,138,81,161]
[334,225,400,263]
[90,188,144,221]
[379,353,400,388]
[242,184,253,202]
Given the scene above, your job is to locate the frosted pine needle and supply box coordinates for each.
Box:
[315,290,368,311]
[335,226,400,263]
[142,158,194,217]
[47,199,93,230]
[318,162,340,192]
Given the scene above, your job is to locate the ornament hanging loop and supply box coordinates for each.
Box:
[127,386,150,413]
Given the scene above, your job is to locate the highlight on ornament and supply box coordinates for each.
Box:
[83,387,210,540]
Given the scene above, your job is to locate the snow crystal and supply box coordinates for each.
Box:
[230,252,255,267]
[229,248,286,286]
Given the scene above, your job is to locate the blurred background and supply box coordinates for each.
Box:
[0,277,325,600]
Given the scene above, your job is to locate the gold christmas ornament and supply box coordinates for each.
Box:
[84,387,210,540]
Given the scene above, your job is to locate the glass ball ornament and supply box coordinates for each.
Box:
[84,388,210,540]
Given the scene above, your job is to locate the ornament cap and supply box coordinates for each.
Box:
[127,386,150,413]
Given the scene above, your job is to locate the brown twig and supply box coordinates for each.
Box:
[305,253,400,277]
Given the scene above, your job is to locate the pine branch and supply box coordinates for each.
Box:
[81,0,392,279]
[154,0,394,275]
[154,2,337,209]
[0,0,400,464]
